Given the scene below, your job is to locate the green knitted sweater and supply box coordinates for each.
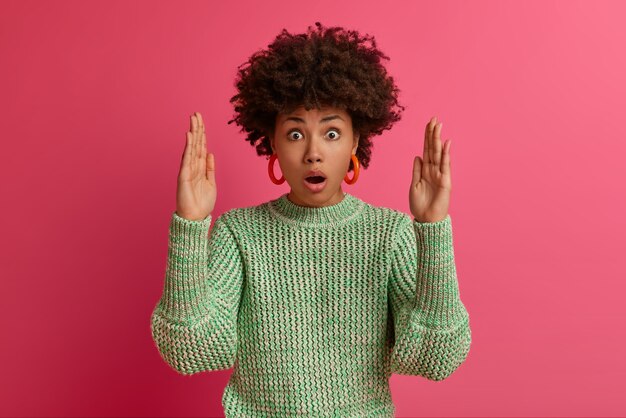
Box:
[150,192,471,417]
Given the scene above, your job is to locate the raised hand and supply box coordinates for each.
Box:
[175,112,217,221]
[409,116,452,223]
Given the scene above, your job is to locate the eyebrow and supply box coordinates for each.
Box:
[282,114,345,125]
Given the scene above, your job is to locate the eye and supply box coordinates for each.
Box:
[326,128,341,140]
[287,130,303,141]
[286,128,342,141]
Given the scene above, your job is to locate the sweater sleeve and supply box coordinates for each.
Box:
[150,211,245,376]
[387,213,471,381]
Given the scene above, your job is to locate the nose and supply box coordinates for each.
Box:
[304,137,323,163]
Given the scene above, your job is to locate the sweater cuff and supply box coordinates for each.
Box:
[156,212,214,322]
[411,214,466,329]
[172,211,212,229]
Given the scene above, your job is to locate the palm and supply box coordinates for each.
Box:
[176,112,217,221]
[409,117,452,223]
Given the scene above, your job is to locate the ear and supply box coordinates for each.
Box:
[352,132,360,155]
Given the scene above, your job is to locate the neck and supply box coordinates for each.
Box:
[286,187,346,208]
[268,191,365,228]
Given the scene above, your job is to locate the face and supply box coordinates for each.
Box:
[269,105,359,208]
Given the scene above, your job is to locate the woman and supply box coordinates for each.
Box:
[151,21,471,418]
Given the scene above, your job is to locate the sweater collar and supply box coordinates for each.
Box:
[268,192,365,228]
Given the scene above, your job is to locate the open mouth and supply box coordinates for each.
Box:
[303,174,328,192]
[305,176,326,184]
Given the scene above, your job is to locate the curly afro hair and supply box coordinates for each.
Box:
[227,21,406,172]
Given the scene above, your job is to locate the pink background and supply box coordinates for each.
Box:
[2,0,625,416]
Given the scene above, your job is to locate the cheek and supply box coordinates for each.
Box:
[277,154,300,177]
[280,151,300,165]
[328,158,350,179]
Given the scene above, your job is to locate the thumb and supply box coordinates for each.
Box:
[413,155,422,184]
[206,153,216,183]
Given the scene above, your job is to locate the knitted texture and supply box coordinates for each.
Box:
[150,192,471,417]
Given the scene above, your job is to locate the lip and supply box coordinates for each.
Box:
[305,169,327,178]
[303,171,328,193]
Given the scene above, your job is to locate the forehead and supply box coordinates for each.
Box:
[278,105,350,122]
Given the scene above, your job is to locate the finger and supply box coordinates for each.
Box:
[200,115,207,159]
[433,122,442,169]
[428,117,437,165]
[206,153,216,183]
[200,130,207,159]
[196,112,205,156]
[423,117,434,165]
[428,117,437,164]
[189,115,196,160]
[197,112,204,134]
[183,131,193,167]
[441,139,451,176]
[193,113,201,159]
[413,155,422,184]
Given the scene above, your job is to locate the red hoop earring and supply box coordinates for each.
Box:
[268,153,285,185]
[344,154,360,185]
